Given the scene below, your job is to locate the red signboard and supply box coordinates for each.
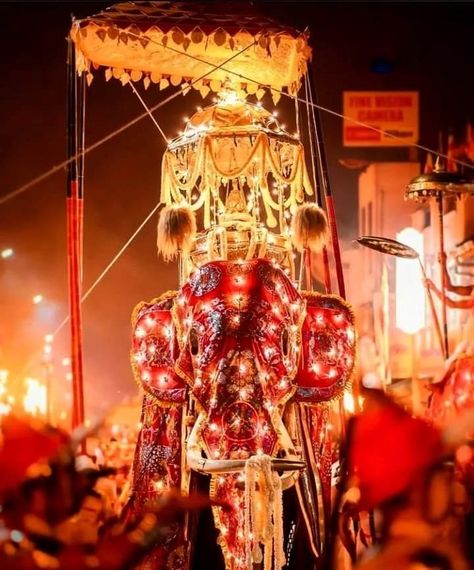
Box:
[343,91,419,147]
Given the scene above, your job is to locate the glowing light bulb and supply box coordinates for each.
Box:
[343,391,355,414]
[264,347,274,358]
[32,294,43,305]
[1,248,14,259]
[133,352,145,364]
[44,334,54,343]
[135,327,146,339]
[210,423,219,432]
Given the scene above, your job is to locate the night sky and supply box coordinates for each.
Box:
[0,1,472,417]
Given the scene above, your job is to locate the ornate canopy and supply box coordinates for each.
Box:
[161,94,313,229]
[70,1,311,99]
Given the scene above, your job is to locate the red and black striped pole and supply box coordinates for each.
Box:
[66,34,85,430]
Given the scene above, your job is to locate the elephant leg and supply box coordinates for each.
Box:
[126,394,189,570]
[283,486,318,570]
[190,473,226,570]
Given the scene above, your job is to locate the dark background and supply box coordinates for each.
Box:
[0,1,472,417]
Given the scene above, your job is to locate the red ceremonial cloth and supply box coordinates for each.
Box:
[0,415,69,494]
[348,391,443,510]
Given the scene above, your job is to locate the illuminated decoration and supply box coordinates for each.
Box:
[395,227,425,334]
[23,377,47,417]
[69,3,355,569]
[405,168,474,202]
[428,318,474,428]
[160,93,313,232]
[430,355,474,426]
[32,294,43,305]
[129,259,355,568]
[71,3,311,99]
[405,161,474,358]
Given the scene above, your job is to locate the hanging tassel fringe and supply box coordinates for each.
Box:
[157,204,196,262]
[244,455,286,570]
[291,203,329,253]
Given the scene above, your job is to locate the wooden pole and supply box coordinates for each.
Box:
[418,258,446,359]
[436,194,450,359]
[308,66,346,299]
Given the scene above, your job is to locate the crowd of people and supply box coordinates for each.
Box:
[0,415,216,569]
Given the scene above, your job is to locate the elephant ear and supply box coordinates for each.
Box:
[295,292,356,402]
[130,291,187,404]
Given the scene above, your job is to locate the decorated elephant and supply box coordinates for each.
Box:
[123,90,356,569]
[126,257,355,570]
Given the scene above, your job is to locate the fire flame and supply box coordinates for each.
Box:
[23,377,46,416]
